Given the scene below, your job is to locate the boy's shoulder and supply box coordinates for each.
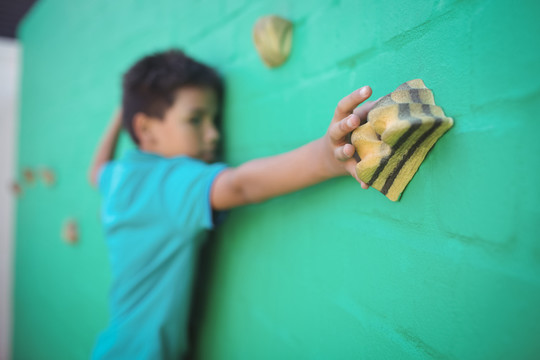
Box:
[99,150,228,231]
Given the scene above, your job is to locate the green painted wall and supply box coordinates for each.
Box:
[13,0,540,359]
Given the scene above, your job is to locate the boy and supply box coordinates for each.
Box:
[89,49,374,359]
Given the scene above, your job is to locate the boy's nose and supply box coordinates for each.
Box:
[206,123,220,144]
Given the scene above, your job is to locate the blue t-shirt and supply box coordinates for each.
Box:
[92,149,227,360]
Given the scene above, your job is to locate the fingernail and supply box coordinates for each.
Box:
[347,115,355,127]
[359,86,369,96]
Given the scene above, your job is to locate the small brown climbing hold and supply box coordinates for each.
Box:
[253,15,293,68]
[41,168,56,186]
[11,181,22,196]
[23,168,35,184]
[62,219,79,244]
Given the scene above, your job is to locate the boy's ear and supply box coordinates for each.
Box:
[133,112,157,147]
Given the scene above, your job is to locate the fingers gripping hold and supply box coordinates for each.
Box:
[343,145,370,189]
[329,114,360,144]
[334,86,372,121]
[334,143,356,161]
[343,160,368,188]
[326,85,373,190]
[353,100,378,123]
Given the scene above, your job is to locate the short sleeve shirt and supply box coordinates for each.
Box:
[92,149,227,360]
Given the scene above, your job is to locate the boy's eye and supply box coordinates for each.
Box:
[189,117,202,125]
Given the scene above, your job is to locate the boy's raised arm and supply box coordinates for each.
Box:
[210,86,374,211]
[88,109,123,187]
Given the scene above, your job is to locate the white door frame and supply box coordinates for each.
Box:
[0,37,20,360]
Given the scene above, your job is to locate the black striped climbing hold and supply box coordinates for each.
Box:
[351,79,454,201]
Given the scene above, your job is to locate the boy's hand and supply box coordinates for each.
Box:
[326,86,377,189]
[112,108,123,125]
[88,108,124,187]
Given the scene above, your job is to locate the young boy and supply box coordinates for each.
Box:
[89,49,374,360]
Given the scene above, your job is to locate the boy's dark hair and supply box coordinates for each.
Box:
[122,49,224,144]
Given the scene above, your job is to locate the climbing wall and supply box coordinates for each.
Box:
[13,0,540,359]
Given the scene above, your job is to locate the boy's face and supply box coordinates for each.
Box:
[139,86,220,162]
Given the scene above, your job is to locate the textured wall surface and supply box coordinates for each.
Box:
[13,0,540,359]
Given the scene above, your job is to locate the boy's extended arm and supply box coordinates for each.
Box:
[211,86,374,210]
[88,109,123,187]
